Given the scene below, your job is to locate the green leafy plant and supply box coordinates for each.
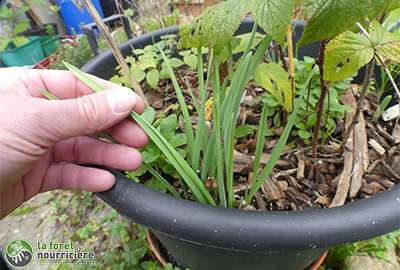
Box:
[373,95,393,122]
[0,3,31,50]
[111,34,199,90]
[49,191,182,270]
[326,230,400,269]
[253,56,350,143]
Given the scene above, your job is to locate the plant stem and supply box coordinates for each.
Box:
[311,40,328,159]
[278,44,289,72]
[287,24,296,111]
[340,60,375,153]
[82,0,148,106]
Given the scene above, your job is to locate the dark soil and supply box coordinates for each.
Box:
[139,66,400,212]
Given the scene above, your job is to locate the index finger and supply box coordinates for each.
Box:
[3,68,145,113]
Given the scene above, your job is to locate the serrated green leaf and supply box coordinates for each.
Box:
[235,124,256,138]
[183,54,198,69]
[138,55,157,70]
[159,67,170,79]
[133,49,144,55]
[14,21,30,34]
[144,178,168,193]
[298,130,312,139]
[369,21,400,64]
[251,0,296,45]
[300,0,397,45]
[141,107,156,124]
[131,66,146,83]
[179,50,192,56]
[146,69,160,89]
[159,114,177,139]
[295,121,307,130]
[255,63,292,111]
[325,20,400,81]
[170,133,187,148]
[178,0,248,48]
[166,57,184,68]
[306,113,317,127]
[324,31,374,81]
[110,75,128,85]
[142,142,161,163]
[144,45,155,52]
[386,0,400,11]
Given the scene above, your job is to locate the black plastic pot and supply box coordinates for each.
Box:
[83,19,400,270]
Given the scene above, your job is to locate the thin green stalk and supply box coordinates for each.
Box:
[246,66,319,203]
[185,79,201,114]
[244,23,258,57]
[227,40,234,78]
[158,46,195,163]
[40,88,60,100]
[201,130,217,181]
[192,49,214,172]
[373,95,392,122]
[225,114,235,208]
[221,36,272,137]
[212,61,227,207]
[221,52,253,136]
[246,100,269,198]
[63,61,104,92]
[252,101,269,178]
[144,163,180,198]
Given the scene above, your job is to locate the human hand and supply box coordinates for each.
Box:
[0,68,148,218]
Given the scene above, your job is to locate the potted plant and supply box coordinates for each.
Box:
[0,1,46,66]
[53,1,400,269]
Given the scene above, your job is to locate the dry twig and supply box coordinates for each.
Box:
[82,0,148,106]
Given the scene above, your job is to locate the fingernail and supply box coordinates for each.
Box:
[107,88,136,114]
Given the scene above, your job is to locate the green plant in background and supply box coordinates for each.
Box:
[50,28,129,70]
[133,0,179,33]
[141,10,179,32]
[110,34,199,90]
[48,192,183,270]
[252,57,351,144]
[49,36,94,70]
[326,230,400,269]
[0,2,31,50]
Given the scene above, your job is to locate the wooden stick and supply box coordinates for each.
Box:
[330,90,355,207]
[340,61,375,153]
[82,0,148,107]
[287,24,295,104]
[350,99,369,197]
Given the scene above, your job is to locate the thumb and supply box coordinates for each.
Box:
[39,88,137,142]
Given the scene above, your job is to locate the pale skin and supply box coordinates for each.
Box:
[0,68,149,219]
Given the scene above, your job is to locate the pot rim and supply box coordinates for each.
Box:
[83,19,400,253]
[95,169,400,253]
